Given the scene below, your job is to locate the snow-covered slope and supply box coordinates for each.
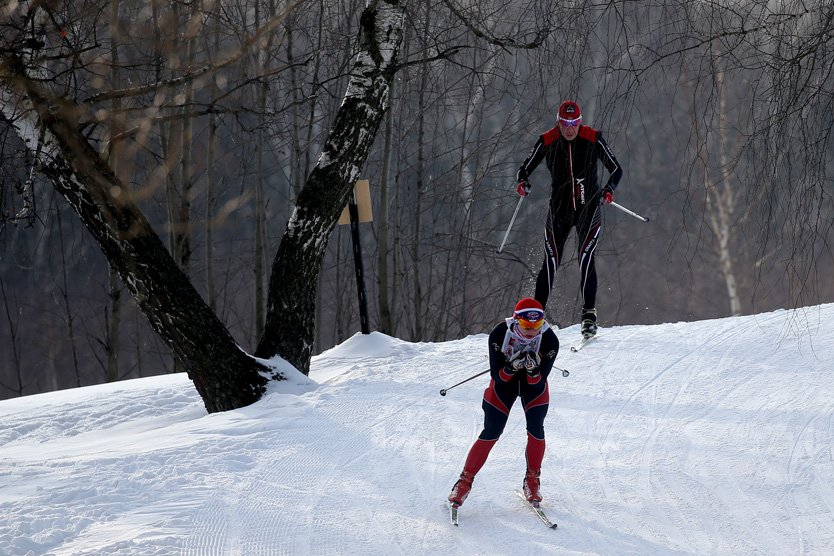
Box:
[1,305,833,555]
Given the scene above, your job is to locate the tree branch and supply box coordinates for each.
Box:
[80,0,308,107]
[440,0,549,50]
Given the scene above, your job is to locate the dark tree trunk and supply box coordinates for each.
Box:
[256,0,405,372]
[2,0,404,405]
[1,63,275,414]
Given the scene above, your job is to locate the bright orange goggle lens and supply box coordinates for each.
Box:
[518,318,544,330]
[515,309,544,330]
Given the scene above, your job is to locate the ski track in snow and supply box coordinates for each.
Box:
[1,306,833,555]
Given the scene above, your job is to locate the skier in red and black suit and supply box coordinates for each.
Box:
[516,100,623,338]
[448,298,560,508]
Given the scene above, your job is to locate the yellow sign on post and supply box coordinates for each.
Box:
[339,180,373,224]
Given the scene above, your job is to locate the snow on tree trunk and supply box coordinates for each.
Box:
[256,0,405,373]
[0,67,275,414]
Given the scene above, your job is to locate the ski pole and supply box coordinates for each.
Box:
[439,364,570,396]
[609,201,649,223]
[496,195,525,254]
[440,369,490,396]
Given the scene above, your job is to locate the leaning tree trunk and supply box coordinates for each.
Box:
[256,0,405,373]
[0,62,277,414]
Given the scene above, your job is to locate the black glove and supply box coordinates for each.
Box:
[523,353,541,376]
[516,167,528,183]
[507,352,525,373]
[509,353,540,373]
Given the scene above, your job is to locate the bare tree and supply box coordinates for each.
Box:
[255,0,406,372]
[0,2,288,410]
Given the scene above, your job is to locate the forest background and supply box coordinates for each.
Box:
[1,0,832,400]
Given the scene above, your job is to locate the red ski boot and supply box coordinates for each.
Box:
[448,471,475,508]
[523,469,542,505]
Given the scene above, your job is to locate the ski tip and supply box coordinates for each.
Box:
[571,334,597,352]
[514,489,558,529]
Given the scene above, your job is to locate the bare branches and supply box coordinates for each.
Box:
[440,0,550,51]
[81,0,309,108]
[634,3,822,78]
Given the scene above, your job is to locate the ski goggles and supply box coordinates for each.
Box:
[515,309,545,329]
[558,116,581,127]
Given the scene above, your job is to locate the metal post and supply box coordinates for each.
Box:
[348,192,370,334]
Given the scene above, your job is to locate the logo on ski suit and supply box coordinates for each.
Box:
[576,178,586,204]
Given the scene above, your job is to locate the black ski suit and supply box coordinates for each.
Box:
[518,124,623,310]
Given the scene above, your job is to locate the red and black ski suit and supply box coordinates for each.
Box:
[460,319,560,476]
[517,125,623,310]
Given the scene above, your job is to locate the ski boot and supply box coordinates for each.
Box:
[523,469,542,505]
[448,471,475,508]
[581,308,597,338]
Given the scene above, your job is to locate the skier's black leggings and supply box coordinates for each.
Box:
[479,379,549,441]
[534,202,602,311]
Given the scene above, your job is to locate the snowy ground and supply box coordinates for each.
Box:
[1,304,833,555]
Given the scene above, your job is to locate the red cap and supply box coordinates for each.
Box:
[514,298,544,326]
[558,101,581,123]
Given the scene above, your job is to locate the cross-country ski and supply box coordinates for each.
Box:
[571,334,598,352]
[514,490,558,529]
